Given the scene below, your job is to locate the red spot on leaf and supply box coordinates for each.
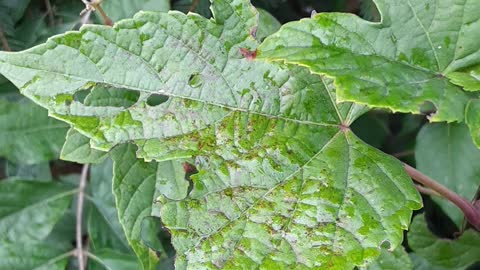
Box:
[240,48,257,61]
[182,162,197,174]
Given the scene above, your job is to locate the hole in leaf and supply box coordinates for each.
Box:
[183,162,198,195]
[147,94,169,106]
[73,89,91,104]
[419,101,437,118]
[140,216,174,258]
[359,0,381,22]
[188,73,203,88]
[84,86,140,107]
[380,240,391,250]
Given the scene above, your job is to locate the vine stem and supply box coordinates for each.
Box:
[76,164,89,270]
[44,0,55,26]
[415,184,440,197]
[0,26,11,51]
[80,0,112,26]
[189,0,200,12]
[404,163,480,231]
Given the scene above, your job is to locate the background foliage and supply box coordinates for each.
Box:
[0,0,478,269]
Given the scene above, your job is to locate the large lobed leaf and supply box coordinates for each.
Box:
[258,0,480,146]
[0,0,422,268]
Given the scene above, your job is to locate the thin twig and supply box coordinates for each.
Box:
[85,251,104,265]
[79,10,93,26]
[0,25,11,51]
[46,250,76,266]
[415,184,441,197]
[44,0,55,26]
[76,164,89,270]
[404,163,480,231]
[392,150,414,158]
[80,0,112,26]
[95,5,113,26]
[189,0,200,12]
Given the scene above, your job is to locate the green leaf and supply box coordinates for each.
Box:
[415,123,480,226]
[448,65,480,92]
[0,99,69,164]
[61,128,107,164]
[256,8,281,42]
[172,0,212,18]
[362,246,412,270]
[89,249,142,270]
[408,214,480,269]
[409,253,446,270]
[101,0,170,22]
[0,0,31,35]
[0,242,69,270]
[5,161,52,181]
[155,130,421,269]
[0,0,422,268]
[0,180,75,244]
[466,99,480,147]
[258,0,480,123]
[111,144,179,270]
[88,159,131,253]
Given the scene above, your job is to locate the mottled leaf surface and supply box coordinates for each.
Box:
[0,0,421,269]
[259,0,480,124]
[408,214,480,269]
[415,123,480,226]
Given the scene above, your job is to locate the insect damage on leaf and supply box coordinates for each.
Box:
[239,48,258,61]
[258,0,480,126]
[0,0,422,269]
[182,162,197,175]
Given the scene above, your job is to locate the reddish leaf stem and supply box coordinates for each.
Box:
[80,0,113,26]
[415,184,440,197]
[404,163,480,231]
[95,5,113,26]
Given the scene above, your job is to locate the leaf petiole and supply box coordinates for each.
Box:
[404,163,480,231]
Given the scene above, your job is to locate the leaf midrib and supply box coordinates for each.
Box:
[3,57,340,128]
[0,188,76,224]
